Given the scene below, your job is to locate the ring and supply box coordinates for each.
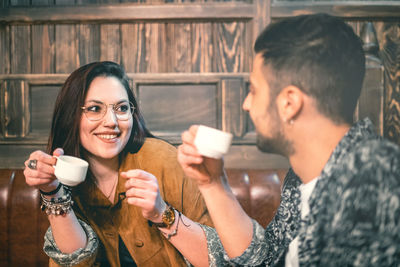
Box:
[28,159,38,170]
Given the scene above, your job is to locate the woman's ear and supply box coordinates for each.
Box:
[276,85,304,123]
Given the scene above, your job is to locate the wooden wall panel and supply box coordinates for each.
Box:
[0,25,10,75]
[30,85,61,139]
[0,80,30,138]
[55,25,78,73]
[166,23,192,72]
[10,0,29,6]
[144,23,167,72]
[222,78,246,137]
[100,24,121,63]
[138,83,219,132]
[191,23,213,72]
[32,0,53,5]
[214,21,247,72]
[32,25,55,74]
[121,23,141,73]
[77,24,100,67]
[55,0,75,5]
[11,25,30,74]
[377,22,400,145]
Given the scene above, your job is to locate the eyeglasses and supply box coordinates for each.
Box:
[81,101,135,121]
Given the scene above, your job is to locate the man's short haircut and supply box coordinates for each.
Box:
[255,13,365,124]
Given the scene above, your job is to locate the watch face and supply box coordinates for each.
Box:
[162,207,175,226]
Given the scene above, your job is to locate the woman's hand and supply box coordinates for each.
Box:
[24,148,64,192]
[122,170,166,222]
[177,125,224,188]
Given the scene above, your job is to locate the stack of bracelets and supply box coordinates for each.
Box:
[40,184,73,216]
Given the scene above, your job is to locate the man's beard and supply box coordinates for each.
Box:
[256,130,293,156]
[255,103,294,156]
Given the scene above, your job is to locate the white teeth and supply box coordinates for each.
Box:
[98,134,117,140]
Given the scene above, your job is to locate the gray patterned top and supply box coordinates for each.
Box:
[201,118,400,266]
[44,219,99,266]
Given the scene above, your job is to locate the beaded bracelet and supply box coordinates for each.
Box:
[39,182,62,196]
[40,191,73,216]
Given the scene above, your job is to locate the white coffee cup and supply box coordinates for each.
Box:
[54,155,89,187]
[194,125,233,159]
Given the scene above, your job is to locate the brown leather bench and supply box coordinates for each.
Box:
[0,168,286,266]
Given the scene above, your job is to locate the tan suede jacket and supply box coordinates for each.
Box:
[48,138,212,267]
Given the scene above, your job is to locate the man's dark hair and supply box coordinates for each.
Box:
[254,13,365,124]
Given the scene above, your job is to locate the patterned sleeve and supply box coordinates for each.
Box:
[43,219,99,266]
[199,169,301,267]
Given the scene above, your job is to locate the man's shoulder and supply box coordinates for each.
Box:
[351,137,400,165]
[339,137,400,186]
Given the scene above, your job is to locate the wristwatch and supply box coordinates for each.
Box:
[152,204,176,229]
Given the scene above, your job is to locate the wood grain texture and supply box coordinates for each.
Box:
[214,21,246,72]
[77,24,100,66]
[100,24,121,63]
[55,0,75,5]
[222,78,246,137]
[31,0,53,5]
[1,80,30,138]
[378,22,400,145]
[32,25,55,74]
[0,25,10,74]
[121,23,140,73]
[55,25,78,73]
[11,25,30,74]
[166,23,191,72]
[191,23,213,72]
[143,23,167,72]
[10,0,29,6]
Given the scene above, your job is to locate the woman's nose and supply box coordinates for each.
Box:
[102,107,118,127]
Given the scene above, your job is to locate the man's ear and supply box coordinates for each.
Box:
[276,85,304,122]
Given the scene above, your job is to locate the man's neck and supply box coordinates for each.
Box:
[288,120,351,184]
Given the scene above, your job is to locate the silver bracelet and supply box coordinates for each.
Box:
[40,191,73,216]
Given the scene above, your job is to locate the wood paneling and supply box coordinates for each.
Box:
[77,24,100,66]
[0,80,30,138]
[10,25,30,74]
[139,83,219,133]
[166,23,192,72]
[55,25,78,73]
[100,24,121,63]
[32,25,55,73]
[145,23,167,72]
[0,3,255,22]
[378,22,400,144]
[214,21,247,72]
[270,2,400,18]
[0,25,10,75]
[121,23,141,73]
[191,23,213,72]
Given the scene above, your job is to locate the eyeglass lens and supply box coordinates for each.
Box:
[83,101,133,121]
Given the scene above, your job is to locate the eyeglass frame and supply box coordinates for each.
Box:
[80,100,135,121]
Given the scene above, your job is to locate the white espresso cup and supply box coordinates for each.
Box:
[194,125,233,159]
[54,155,89,187]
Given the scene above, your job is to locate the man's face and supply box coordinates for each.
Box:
[242,54,292,156]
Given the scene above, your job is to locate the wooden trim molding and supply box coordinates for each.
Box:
[271,1,400,19]
[0,2,255,23]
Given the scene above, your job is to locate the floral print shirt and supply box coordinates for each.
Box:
[201,118,400,266]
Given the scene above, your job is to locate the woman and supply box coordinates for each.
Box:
[23,61,211,267]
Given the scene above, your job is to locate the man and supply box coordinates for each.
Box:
[177,13,400,266]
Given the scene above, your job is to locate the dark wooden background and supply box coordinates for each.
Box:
[0,0,399,169]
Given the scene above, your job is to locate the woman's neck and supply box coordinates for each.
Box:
[86,155,119,182]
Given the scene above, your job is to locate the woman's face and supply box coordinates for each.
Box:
[79,76,133,162]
